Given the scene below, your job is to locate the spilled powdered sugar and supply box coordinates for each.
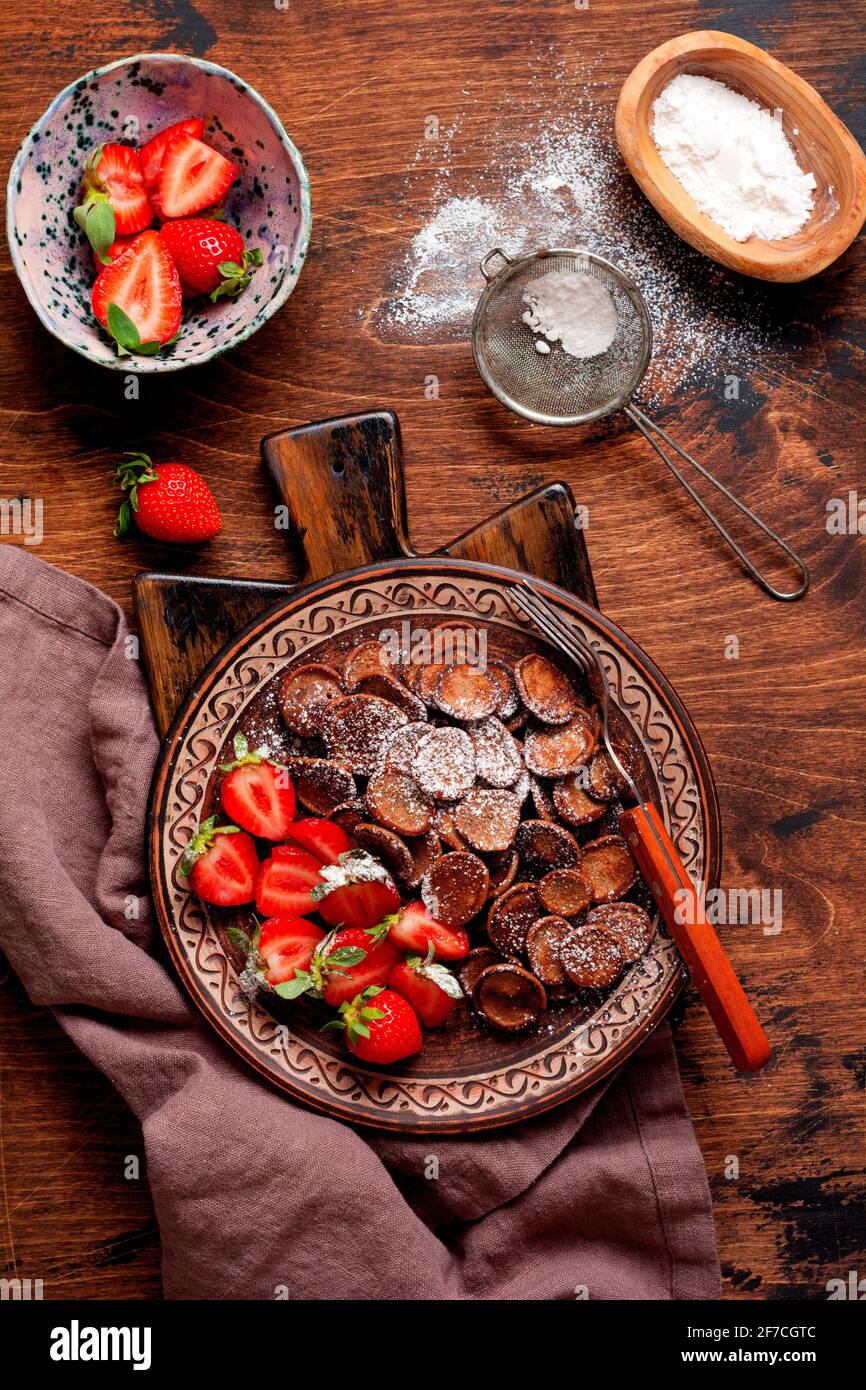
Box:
[369,64,777,402]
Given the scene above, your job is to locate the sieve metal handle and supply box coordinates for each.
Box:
[479,248,513,282]
[624,403,810,602]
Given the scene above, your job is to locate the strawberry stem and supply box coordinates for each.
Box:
[217,731,272,772]
[112,451,159,537]
[179,814,241,876]
[210,247,264,302]
[74,148,116,261]
[322,985,386,1044]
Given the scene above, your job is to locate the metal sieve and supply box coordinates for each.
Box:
[472,247,809,601]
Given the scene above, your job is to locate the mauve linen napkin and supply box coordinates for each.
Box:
[0,547,720,1300]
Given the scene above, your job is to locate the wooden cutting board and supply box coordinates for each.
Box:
[134,410,599,734]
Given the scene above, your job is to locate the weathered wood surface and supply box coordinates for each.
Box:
[1,0,864,1301]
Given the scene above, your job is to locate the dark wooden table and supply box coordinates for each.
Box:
[1,0,863,1301]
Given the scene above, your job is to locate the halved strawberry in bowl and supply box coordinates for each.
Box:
[74,143,154,263]
[219,733,296,840]
[265,921,400,1007]
[158,131,238,219]
[91,229,182,354]
[255,846,324,918]
[389,901,469,961]
[311,849,401,931]
[140,118,205,191]
[180,815,258,907]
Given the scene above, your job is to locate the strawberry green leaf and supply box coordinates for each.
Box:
[74,190,116,260]
[106,302,142,353]
[366,912,399,944]
[274,971,314,1000]
[122,451,156,470]
[112,451,160,534]
[115,499,132,539]
[218,733,272,773]
[104,308,163,358]
[226,927,252,954]
[210,247,265,302]
[327,946,367,968]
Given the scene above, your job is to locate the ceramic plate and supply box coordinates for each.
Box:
[148,559,720,1133]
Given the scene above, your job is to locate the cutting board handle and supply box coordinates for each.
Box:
[139,411,598,735]
[261,410,410,581]
[262,410,598,607]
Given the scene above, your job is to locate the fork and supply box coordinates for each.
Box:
[510,579,771,1073]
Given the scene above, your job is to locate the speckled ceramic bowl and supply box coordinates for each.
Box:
[6,53,311,372]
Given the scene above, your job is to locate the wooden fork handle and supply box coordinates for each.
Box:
[618,801,772,1073]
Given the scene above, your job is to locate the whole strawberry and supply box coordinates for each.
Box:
[324,985,423,1065]
[113,451,221,543]
[160,218,263,300]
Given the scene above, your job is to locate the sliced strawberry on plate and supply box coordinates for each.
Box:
[158,132,238,219]
[280,817,356,865]
[389,952,463,1027]
[388,901,469,961]
[311,849,401,931]
[140,118,205,190]
[91,230,182,355]
[219,733,296,840]
[319,925,401,1007]
[255,846,324,918]
[180,815,258,906]
[255,916,325,987]
[266,921,400,1006]
[324,985,423,1065]
[75,143,153,260]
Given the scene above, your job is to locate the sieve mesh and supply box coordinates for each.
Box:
[472,249,653,426]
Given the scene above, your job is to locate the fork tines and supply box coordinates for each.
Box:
[509,582,596,677]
